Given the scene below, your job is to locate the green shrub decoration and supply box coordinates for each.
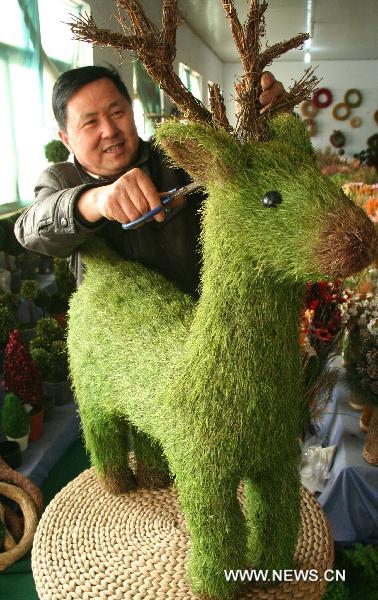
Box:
[20,279,41,326]
[20,280,40,301]
[48,258,76,313]
[0,291,20,313]
[1,392,29,438]
[0,293,20,350]
[343,543,378,589]
[29,347,54,380]
[44,139,69,163]
[30,317,68,382]
[34,316,64,344]
[0,305,16,347]
[323,544,378,600]
[322,580,349,600]
[66,110,378,599]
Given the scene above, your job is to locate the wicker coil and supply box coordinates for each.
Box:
[0,482,38,571]
[363,406,378,466]
[32,468,333,599]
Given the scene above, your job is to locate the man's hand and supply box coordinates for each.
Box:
[236,71,288,116]
[76,168,166,224]
[259,71,287,114]
[96,168,164,224]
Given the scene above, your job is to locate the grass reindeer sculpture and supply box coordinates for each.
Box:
[68,1,377,598]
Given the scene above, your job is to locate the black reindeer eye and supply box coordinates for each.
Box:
[262,191,282,208]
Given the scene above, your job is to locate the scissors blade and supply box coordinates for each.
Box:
[121,180,203,230]
[166,180,203,202]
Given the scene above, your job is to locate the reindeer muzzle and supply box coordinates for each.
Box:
[317,199,378,278]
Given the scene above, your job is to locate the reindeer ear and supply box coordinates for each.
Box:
[268,113,315,159]
[155,121,242,183]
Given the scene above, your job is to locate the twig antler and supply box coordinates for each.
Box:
[69,1,227,128]
[68,0,320,142]
[221,0,319,140]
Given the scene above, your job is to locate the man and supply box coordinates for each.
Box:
[15,65,286,297]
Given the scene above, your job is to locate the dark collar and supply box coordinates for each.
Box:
[73,138,151,184]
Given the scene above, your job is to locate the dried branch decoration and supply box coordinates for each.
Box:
[68,0,320,142]
[69,0,213,126]
[221,0,319,139]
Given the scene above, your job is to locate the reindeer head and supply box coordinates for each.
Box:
[70,0,377,283]
[156,114,376,283]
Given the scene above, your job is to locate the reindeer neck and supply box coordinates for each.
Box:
[194,187,304,348]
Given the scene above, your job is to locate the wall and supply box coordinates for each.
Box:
[88,0,223,113]
[224,60,378,157]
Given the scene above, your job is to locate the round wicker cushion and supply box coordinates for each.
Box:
[32,468,333,599]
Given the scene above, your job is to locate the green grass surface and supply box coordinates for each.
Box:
[0,435,90,600]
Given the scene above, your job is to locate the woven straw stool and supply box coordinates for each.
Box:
[363,406,378,465]
[32,468,333,599]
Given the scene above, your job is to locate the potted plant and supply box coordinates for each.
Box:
[27,403,44,443]
[20,279,41,343]
[30,317,72,405]
[44,139,69,164]
[48,258,76,325]
[3,329,43,405]
[0,292,20,362]
[1,392,29,451]
[0,290,20,314]
[0,306,16,365]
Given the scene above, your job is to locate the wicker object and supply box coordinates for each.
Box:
[363,406,378,465]
[360,405,373,433]
[0,482,38,571]
[32,468,333,599]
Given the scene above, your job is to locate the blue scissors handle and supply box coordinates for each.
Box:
[121,189,177,231]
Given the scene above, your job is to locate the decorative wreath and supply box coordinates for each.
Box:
[344,88,362,108]
[350,116,362,128]
[313,88,333,109]
[301,101,319,118]
[332,103,351,121]
[303,118,317,137]
[330,130,346,148]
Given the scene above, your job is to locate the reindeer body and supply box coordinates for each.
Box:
[68,114,377,599]
[67,2,377,598]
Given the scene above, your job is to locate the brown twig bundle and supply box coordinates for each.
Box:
[68,0,321,142]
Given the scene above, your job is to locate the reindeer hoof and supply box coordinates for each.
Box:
[99,467,137,495]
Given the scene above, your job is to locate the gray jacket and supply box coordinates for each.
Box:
[15,140,203,296]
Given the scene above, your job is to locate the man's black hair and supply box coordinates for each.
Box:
[52,65,132,130]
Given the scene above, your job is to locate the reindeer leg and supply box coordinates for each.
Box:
[244,457,301,572]
[81,411,136,495]
[175,473,247,600]
[131,427,172,489]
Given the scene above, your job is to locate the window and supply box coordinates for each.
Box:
[132,60,162,141]
[0,0,91,214]
[179,63,202,103]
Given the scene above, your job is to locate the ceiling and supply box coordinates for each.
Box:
[177,0,378,63]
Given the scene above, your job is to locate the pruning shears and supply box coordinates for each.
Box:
[121,181,202,230]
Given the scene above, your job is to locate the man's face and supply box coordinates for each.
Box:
[59,78,139,179]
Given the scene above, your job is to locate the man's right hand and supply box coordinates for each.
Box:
[76,168,164,225]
